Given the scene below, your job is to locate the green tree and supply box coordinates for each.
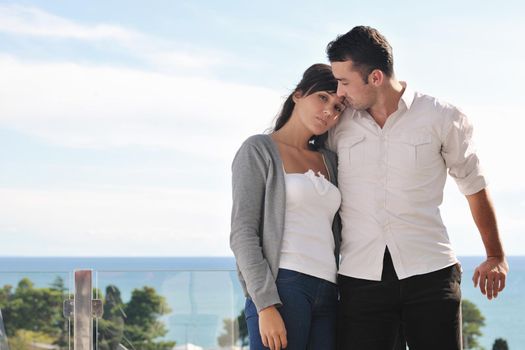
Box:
[2,278,65,338]
[217,309,248,347]
[1,278,176,350]
[50,276,70,349]
[122,286,174,350]
[8,330,57,350]
[50,276,68,294]
[0,278,68,348]
[98,285,125,350]
[462,299,486,349]
[237,309,248,346]
[492,338,509,350]
[0,285,11,308]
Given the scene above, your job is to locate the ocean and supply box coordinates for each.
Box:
[0,256,522,349]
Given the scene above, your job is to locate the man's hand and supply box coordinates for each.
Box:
[259,305,287,349]
[466,189,508,300]
[472,256,509,300]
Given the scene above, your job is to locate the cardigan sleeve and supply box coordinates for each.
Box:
[230,140,282,312]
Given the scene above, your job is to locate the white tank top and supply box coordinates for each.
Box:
[279,169,342,283]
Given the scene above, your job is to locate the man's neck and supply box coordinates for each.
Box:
[367,80,405,128]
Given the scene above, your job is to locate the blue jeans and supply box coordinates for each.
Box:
[245,269,338,349]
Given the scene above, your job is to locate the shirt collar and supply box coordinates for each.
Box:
[346,81,416,120]
[399,81,415,110]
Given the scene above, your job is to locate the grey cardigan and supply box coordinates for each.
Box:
[230,134,342,312]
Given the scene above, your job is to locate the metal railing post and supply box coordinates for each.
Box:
[63,270,103,350]
[75,270,93,350]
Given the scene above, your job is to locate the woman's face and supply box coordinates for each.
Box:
[293,90,346,135]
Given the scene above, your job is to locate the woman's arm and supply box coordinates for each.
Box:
[230,140,282,312]
[231,140,287,349]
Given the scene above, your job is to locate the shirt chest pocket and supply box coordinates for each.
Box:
[391,133,434,169]
[338,135,366,170]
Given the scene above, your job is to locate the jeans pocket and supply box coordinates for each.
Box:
[453,263,462,285]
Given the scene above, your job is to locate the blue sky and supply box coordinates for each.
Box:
[0,0,524,256]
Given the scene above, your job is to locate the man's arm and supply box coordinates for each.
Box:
[465,188,509,300]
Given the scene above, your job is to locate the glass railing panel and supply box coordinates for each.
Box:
[0,271,72,350]
[95,269,245,350]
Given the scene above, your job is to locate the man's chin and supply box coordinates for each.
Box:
[346,100,361,110]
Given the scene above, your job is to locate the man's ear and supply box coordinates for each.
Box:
[369,69,384,86]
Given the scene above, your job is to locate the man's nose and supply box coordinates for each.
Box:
[336,83,345,98]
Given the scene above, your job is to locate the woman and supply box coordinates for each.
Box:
[230,64,345,350]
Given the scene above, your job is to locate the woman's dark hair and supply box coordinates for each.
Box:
[326,26,394,83]
[272,63,338,150]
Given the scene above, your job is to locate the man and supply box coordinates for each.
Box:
[326,26,508,350]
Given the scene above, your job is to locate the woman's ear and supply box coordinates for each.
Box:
[292,90,304,103]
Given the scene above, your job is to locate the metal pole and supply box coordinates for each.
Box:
[74,270,93,350]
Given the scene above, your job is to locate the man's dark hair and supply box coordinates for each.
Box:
[326,26,394,83]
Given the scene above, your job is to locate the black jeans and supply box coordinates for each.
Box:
[337,249,462,350]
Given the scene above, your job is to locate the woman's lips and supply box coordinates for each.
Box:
[315,117,328,126]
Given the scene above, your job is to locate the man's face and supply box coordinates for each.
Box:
[331,60,375,111]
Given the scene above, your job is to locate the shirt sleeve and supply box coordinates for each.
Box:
[230,141,282,312]
[441,108,488,195]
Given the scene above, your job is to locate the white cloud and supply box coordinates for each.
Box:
[0,55,281,160]
[144,51,225,70]
[0,186,232,256]
[460,104,525,193]
[0,4,140,41]
[0,4,236,71]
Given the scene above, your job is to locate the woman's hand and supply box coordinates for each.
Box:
[259,305,287,349]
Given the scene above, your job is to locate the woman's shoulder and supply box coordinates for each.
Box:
[232,134,278,180]
[243,133,269,145]
[233,134,275,164]
[237,134,274,153]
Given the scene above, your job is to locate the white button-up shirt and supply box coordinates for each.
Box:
[328,83,487,280]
